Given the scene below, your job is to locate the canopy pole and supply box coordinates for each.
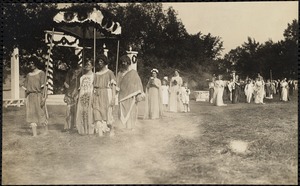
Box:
[115,40,120,76]
[93,28,96,73]
[82,27,85,69]
[43,27,55,118]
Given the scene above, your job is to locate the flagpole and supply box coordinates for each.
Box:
[93,28,96,73]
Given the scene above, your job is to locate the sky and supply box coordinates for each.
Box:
[58,2,298,56]
[163,2,298,56]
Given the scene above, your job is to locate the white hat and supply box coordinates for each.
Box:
[151,68,159,74]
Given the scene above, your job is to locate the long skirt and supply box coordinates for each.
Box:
[209,88,214,103]
[146,87,160,119]
[93,89,112,123]
[281,88,288,101]
[26,93,47,124]
[265,85,271,98]
[76,93,94,135]
[232,86,240,103]
[119,97,138,129]
[254,89,264,104]
[169,86,179,112]
[245,91,253,103]
[214,87,226,106]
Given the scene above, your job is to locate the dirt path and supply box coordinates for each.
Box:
[2,102,204,184]
[3,97,297,184]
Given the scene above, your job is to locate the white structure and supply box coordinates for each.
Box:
[194,91,209,102]
[126,46,138,71]
[3,48,25,107]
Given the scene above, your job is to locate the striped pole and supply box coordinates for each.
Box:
[75,47,83,67]
[46,45,54,95]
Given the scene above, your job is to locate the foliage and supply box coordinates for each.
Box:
[4,3,296,91]
[224,19,298,80]
[3,3,225,91]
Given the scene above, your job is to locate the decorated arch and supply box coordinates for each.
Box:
[45,7,122,95]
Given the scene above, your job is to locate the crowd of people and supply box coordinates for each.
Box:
[209,73,297,106]
[143,68,191,120]
[22,55,296,137]
[22,55,193,137]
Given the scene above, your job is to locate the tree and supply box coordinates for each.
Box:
[283,19,298,43]
[3,3,58,73]
[223,20,298,80]
[3,3,226,90]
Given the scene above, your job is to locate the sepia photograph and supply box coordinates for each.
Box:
[2,1,298,184]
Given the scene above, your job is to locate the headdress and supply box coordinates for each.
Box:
[97,54,108,65]
[119,55,131,66]
[151,68,159,74]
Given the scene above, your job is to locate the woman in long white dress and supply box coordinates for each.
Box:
[76,60,95,135]
[244,79,254,103]
[144,69,163,119]
[280,78,288,101]
[213,75,227,106]
[169,70,183,112]
[254,76,265,104]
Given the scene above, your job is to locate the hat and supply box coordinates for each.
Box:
[164,76,168,81]
[151,68,159,74]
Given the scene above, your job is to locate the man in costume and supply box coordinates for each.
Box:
[116,55,144,130]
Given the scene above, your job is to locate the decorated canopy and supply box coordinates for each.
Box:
[53,7,121,39]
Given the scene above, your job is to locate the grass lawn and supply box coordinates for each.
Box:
[2,93,298,184]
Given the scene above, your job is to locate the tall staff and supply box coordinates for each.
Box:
[115,40,120,76]
[42,28,55,119]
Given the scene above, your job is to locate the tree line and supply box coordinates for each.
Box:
[3,3,298,90]
[221,19,298,81]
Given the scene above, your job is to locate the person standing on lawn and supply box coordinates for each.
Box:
[180,81,191,112]
[276,79,282,100]
[22,57,48,136]
[117,55,145,130]
[161,77,169,111]
[76,60,95,135]
[227,78,234,102]
[280,78,289,102]
[253,76,265,104]
[92,55,116,137]
[208,75,215,104]
[63,56,82,133]
[265,79,272,99]
[270,80,276,99]
[169,69,183,112]
[232,75,241,104]
[244,79,254,103]
[288,78,294,100]
[213,75,227,106]
[144,68,163,119]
